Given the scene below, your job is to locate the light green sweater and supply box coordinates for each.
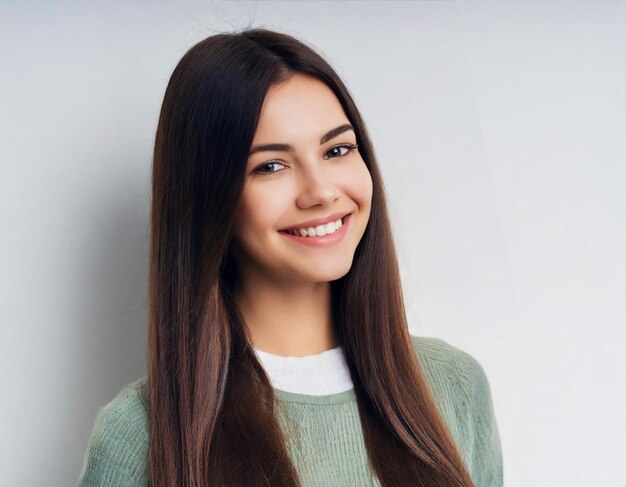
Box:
[77,335,503,486]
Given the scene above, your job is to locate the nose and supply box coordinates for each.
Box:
[294,167,341,209]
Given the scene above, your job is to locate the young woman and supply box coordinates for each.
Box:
[77,28,503,487]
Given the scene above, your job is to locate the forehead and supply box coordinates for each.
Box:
[252,74,348,142]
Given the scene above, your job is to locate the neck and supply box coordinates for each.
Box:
[234,276,339,357]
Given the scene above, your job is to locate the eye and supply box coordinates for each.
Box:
[324,142,359,159]
[251,142,359,176]
[251,161,286,175]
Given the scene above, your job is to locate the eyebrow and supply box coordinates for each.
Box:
[248,123,355,156]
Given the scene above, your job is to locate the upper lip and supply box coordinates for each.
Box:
[279,211,351,231]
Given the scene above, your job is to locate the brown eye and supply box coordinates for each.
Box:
[325,143,359,159]
[252,161,286,175]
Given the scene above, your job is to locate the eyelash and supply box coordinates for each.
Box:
[251,142,359,175]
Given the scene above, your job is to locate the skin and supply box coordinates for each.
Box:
[230,73,373,357]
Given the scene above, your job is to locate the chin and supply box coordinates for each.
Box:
[302,259,354,283]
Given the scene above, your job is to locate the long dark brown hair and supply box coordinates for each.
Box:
[147,27,475,486]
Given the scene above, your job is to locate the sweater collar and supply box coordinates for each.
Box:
[252,344,354,396]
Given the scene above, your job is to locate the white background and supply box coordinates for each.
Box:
[1,2,624,486]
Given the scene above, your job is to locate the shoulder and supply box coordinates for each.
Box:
[92,376,149,438]
[408,333,494,420]
[409,335,503,486]
[77,376,150,487]
[409,334,489,392]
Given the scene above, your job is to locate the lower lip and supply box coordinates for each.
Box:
[278,214,351,247]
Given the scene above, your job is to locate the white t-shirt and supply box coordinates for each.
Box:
[252,344,354,395]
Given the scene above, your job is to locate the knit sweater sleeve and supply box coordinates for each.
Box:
[454,343,504,487]
[77,380,150,487]
[411,336,504,487]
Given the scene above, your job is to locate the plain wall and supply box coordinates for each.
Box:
[0,1,624,486]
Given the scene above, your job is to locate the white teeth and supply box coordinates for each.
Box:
[287,217,344,237]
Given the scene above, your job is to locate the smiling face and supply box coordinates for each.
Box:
[230,73,373,286]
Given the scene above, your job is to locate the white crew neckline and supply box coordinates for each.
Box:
[252,344,354,396]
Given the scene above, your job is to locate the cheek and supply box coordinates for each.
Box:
[237,186,288,234]
[343,162,373,207]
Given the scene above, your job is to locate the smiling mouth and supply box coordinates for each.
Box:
[278,214,350,238]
